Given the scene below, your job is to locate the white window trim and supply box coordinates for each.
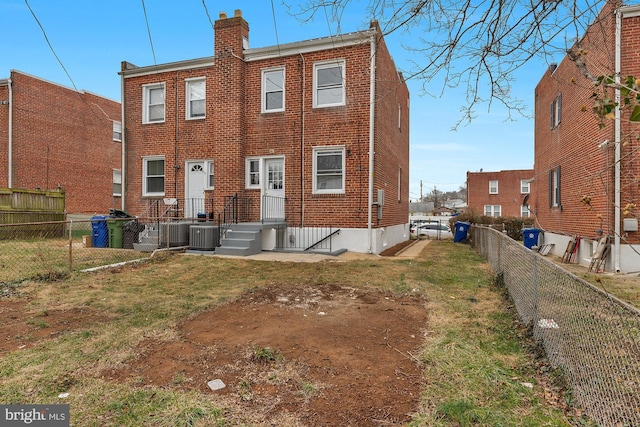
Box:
[206,160,214,189]
[313,146,345,194]
[262,67,285,113]
[113,169,122,196]
[142,156,165,197]
[113,121,122,142]
[185,77,206,120]
[521,205,530,217]
[484,205,501,217]
[489,180,498,194]
[520,180,530,194]
[142,82,165,124]
[246,158,261,189]
[313,60,346,108]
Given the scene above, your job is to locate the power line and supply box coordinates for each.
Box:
[201,0,214,31]
[24,0,78,92]
[270,0,281,56]
[141,0,157,66]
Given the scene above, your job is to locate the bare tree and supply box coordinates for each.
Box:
[289,0,606,126]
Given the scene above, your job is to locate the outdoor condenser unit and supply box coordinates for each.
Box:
[189,225,219,250]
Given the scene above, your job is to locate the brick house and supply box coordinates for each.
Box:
[533,1,640,272]
[0,70,122,214]
[466,169,534,218]
[119,10,410,254]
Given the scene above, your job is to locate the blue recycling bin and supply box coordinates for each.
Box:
[91,215,109,248]
[523,228,541,249]
[454,221,471,243]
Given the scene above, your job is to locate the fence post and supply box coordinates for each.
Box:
[68,220,73,273]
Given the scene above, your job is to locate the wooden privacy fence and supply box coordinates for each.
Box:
[0,188,66,238]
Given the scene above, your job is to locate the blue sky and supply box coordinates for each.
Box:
[1,0,540,200]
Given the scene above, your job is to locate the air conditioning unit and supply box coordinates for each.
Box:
[189,225,219,250]
[160,222,191,246]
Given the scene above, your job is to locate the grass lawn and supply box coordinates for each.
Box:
[0,241,583,426]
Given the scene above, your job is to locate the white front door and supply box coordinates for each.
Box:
[263,158,284,220]
[185,161,206,218]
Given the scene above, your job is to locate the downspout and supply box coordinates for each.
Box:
[299,53,306,226]
[615,7,622,272]
[7,77,13,188]
[120,71,126,210]
[367,33,376,253]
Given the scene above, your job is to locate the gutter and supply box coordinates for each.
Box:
[615,7,622,272]
[367,34,376,253]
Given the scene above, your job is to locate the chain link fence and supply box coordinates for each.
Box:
[0,219,149,287]
[471,225,640,427]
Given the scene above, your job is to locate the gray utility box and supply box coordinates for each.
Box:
[189,225,220,250]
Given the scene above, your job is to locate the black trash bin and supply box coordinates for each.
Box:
[123,220,145,249]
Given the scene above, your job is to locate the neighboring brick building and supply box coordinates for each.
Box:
[466,169,533,218]
[533,1,640,272]
[120,10,410,254]
[0,71,122,214]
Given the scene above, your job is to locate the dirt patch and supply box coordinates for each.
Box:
[0,300,111,354]
[105,284,428,425]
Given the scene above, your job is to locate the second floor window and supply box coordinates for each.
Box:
[186,78,206,119]
[313,60,345,108]
[521,180,530,194]
[143,83,165,123]
[113,121,122,141]
[262,68,284,112]
[551,93,562,129]
[489,180,498,194]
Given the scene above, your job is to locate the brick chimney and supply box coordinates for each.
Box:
[214,9,249,57]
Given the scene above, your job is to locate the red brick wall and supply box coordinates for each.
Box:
[4,71,121,214]
[467,170,534,217]
[123,14,409,230]
[533,2,617,239]
[0,84,8,187]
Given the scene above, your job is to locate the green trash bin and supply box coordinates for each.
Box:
[107,219,124,248]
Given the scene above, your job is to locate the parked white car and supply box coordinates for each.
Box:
[411,223,453,239]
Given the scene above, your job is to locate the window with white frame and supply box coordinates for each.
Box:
[521,205,530,217]
[397,168,402,202]
[186,78,206,119]
[207,161,214,188]
[262,68,284,112]
[143,156,165,196]
[549,166,561,207]
[489,180,498,194]
[313,60,345,108]
[113,121,122,142]
[484,205,501,217]
[313,147,345,193]
[551,93,562,129]
[113,169,122,196]
[398,103,402,130]
[246,158,260,188]
[143,83,165,123]
[521,179,530,194]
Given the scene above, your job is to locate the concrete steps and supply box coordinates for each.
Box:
[215,227,262,256]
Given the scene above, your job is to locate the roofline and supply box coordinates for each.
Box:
[120,28,377,78]
[244,29,376,62]
[621,4,640,17]
[3,69,119,103]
